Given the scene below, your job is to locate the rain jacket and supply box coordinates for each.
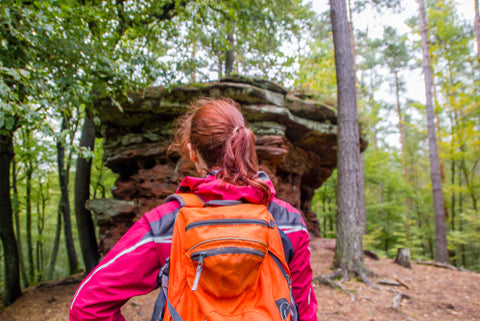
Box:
[70,172,318,321]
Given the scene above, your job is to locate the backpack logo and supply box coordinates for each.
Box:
[152,193,298,321]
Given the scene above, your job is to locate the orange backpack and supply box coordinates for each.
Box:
[151,193,298,321]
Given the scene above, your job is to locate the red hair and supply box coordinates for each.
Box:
[175,97,271,204]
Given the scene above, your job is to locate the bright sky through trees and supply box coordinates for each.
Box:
[307,0,477,148]
[310,0,475,105]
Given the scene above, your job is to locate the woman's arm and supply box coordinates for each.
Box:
[269,198,318,321]
[289,228,318,321]
[69,216,162,321]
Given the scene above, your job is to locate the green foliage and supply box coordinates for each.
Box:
[294,11,337,100]
[91,138,118,199]
[1,0,318,293]
[162,0,313,85]
[3,0,480,297]
[310,0,479,271]
[312,171,337,238]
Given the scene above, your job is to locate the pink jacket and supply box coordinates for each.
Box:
[70,172,318,321]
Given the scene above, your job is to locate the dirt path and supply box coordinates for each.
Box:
[1,237,479,321]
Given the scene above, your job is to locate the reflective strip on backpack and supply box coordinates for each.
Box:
[186,218,271,230]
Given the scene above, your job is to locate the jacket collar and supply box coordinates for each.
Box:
[177,171,276,204]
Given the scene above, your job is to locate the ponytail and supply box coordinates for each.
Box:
[175,97,272,204]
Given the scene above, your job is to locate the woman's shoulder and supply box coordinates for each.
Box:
[268,198,307,234]
[141,199,182,237]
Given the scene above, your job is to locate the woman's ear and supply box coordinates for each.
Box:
[187,143,199,163]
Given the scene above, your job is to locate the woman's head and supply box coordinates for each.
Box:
[175,97,271,204]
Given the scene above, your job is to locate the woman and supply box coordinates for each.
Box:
[69,97,318,321]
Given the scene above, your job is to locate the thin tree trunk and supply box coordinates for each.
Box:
[418,0,448,263]
[47,200,62,280]
[93,165,106,199]
[394,71,408,181]
[394,70,412,214]
[36,179,47,282]
[12,156,29,288]
[330,0,367,276]
[217,46,223,79]
[450,157,456,231]
[461,157,478,211]
[57,117,78,274]
[346,0,366,234]
[379,183,388,252]
[74,116,99,273]
[458,168,465,266]
[24,130,34,283]
[431,77,448,187]
[0,134,22,306]
[322,184,328,238]
[192,39,197,82]
[225,20,235,75]
[449,106,457,234]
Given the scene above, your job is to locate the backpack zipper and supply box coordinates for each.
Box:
[189,237,267,252]
[186,218,271,231]
[190,247,265,291]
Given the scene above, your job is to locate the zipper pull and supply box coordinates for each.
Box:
[191,253,205,291]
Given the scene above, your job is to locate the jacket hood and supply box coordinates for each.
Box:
[176,171,276,204]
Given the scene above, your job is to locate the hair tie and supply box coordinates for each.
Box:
[233,126,243,134]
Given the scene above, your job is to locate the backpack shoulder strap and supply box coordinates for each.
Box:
[165,193,205,207]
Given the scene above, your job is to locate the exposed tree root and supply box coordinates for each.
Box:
[313,266,413,310]
[313,272,356,302]
[36,276,81,288]
[414,260,478,273]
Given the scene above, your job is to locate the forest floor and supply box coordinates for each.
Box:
[1,237,479,321]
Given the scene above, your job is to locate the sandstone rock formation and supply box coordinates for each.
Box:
[87,76,358,255]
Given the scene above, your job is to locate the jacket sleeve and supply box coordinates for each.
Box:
[269,198,318,321]
[289,228,318,321]
[69,215,161,321]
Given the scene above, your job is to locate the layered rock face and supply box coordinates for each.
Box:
[88,76,341,254]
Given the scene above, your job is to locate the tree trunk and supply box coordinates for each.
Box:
[346,0,366,234]
[394,71,408,180]
[395,248,412,268]
[450,157,456,231]
[225,20,235,75]
[394,70,413,215]
[192,39,197,82]
[24,130,34,283]
[458,173,465,266]
[11,156,29,288]
[47,200,62,280]
[417,0,449,263]
[0,134,22,306]
[36,179,47,282]
[74,116,99,273]
[461,157,478,211]
[57,117,78,274]
[329,0,367,276]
